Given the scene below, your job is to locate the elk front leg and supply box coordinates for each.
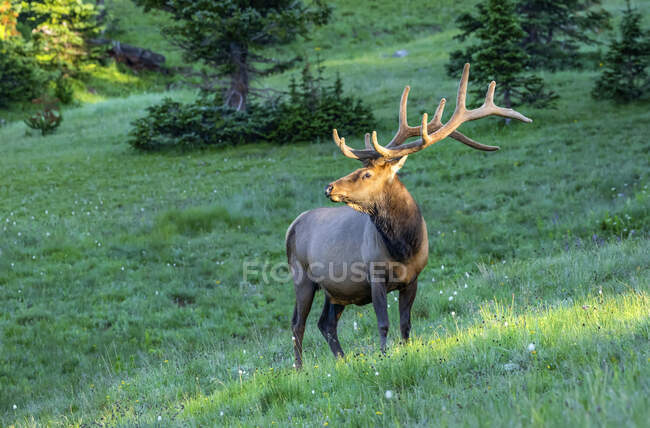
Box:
[370,277,390,353]
[399,279,418,342]
[317,295,346,359]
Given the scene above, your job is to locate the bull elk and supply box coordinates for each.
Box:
[285,64,532,368]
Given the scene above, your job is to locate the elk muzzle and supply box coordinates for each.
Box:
[325,183,342,202]
[325,183,333,197]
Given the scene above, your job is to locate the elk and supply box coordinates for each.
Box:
[285,64,532,368]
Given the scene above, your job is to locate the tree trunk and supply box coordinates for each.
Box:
[224,43,249,111]
[89,38,166,70]
[504,88,512,125]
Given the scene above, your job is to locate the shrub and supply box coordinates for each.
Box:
[592,1,650,102]
[128,59,375,151]
[54,75,75,105]
[0,39,46,107]
[24,96,63,136]
[269,60,375,143]
[128,99,275,151]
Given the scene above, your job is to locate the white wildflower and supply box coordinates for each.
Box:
[385,390,393,399]
[527,343,535,352]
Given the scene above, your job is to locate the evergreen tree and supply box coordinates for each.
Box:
[21,0,100,73]
[447,0,557,108]
[133,0,331,111]
[517,0,610,69]
[593,1,649,102]
[452,0,610,70]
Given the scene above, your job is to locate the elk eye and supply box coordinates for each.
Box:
[363,172,372,179]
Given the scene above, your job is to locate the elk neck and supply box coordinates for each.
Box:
[367,176,424,262]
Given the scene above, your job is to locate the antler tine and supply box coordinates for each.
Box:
[385,86,421,148]
[464,80,532,123]
[455,62,470,113]
[368,63,532,159]
[431,98,446,126]
[449,131,500,151]
[364,133,372,150]
[332,129,381,161]
[332,129,359,159]
[371,131,393,157]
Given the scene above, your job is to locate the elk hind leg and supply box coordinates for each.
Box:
[317,295,345,359]
[291,263,316,369]
[399,279,418,342]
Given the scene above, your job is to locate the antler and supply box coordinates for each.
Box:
[333,63,532,161]
[383,85,500,151]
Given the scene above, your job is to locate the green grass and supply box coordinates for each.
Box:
[0,0,649,426]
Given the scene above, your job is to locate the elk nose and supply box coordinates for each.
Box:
[324,184,334,197]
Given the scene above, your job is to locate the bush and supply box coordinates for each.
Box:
[269,61,375,143]
[128,59,375,151]
[0,39,46,107]
[24,96,63,136]
[128,100,275,151]
[54,75,75,105]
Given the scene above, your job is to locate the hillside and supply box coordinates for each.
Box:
[0,0,648,426]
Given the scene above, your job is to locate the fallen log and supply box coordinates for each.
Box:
[90,38,166,71]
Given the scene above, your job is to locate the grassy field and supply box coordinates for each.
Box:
[0,0,648,426]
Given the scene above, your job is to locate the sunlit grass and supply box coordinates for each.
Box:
[59,287,649,426]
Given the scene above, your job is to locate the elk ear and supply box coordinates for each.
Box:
[390,156,408,175]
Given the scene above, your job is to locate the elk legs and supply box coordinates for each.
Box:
[317,296,345,358]
[291,263,316,369]
[399,279,418,341]
[370,279,390,353]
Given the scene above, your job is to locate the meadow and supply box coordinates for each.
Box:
[0,0,648,426]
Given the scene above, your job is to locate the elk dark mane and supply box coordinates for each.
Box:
[369,178,423,262]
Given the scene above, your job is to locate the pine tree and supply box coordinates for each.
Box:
[21,0,100,73]
[133,0,331,112]
[593,1,650,102]
[452,0,610,70]
[447,0,557,108]
[517,0,610,69]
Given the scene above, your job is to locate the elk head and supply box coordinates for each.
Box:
[325,63,532,212]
